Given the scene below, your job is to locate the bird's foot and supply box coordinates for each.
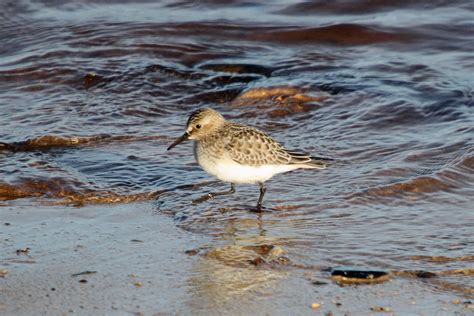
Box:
[250,203,265,213]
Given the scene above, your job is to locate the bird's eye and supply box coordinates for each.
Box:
[196,124,201,129]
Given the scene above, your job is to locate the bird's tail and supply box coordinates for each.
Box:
[304,156,333,169]
[286,150,333,169]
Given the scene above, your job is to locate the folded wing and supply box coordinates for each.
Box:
[225,124,332,168]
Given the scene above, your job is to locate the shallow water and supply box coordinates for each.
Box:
[1,0,473,314]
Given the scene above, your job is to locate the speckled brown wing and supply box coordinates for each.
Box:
[224,123,293,166]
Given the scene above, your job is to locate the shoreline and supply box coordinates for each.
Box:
[1,202,472,315]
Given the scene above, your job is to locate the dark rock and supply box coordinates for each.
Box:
[185,249,200,256]
[331,266,388,279]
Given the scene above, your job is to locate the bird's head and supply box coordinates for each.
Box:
[167,108,225,150]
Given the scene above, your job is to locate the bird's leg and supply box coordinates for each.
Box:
[256,182,266,211]
[193,183,236,204]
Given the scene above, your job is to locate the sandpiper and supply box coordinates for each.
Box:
[168,108,331,211]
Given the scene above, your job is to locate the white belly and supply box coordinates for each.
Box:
[197,155,298,184]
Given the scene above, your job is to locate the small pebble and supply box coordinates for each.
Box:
[185,249,199,256]
[370,306,392,312]
[311,303,321,309]
[134,282,143,287]
[16,247,30,255]
[331,300,342,307]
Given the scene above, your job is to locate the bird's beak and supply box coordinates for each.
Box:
[167,132,189,151]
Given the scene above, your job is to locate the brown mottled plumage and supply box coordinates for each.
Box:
[168,108,331,210]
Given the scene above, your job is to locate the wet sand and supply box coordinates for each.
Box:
[1,203,472,315]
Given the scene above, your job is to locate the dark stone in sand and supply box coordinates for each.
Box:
[331,266,388,279]
[184,249,200,256]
